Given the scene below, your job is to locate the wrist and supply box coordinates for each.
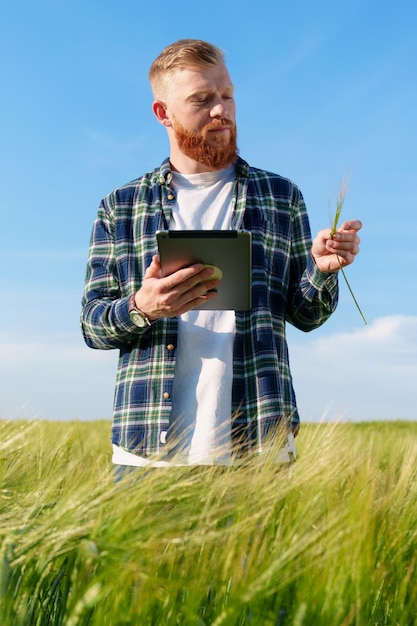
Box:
[128,294,152,328]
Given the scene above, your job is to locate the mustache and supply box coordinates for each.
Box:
[204,118,234,131]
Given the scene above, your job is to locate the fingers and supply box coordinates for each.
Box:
[161,265,221,312]
[330,219,362,247]
[138,262,221,320]
[163,263,215,290]
[330,232,360,250]
[144,254,162,279]
[340,219,363,233]
[327,236,360,267]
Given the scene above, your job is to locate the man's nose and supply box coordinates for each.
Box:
[210,99,226,118]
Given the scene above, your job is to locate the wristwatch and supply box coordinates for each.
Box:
[128,294,152,328]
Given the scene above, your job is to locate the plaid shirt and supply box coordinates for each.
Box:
[81,157,338,456]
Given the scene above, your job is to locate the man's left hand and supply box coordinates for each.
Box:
[311,219,362,273]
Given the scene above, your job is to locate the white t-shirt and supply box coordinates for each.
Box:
[168,165,236,465]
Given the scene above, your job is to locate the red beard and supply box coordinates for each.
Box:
[172,117,238,170]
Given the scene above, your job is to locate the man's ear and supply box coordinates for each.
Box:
[152,101,172,127]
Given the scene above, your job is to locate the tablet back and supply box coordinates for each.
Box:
[156,230,252,310]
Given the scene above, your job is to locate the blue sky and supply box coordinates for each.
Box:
[1,0,416,423]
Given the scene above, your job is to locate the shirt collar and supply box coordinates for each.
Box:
[155,156,250,186]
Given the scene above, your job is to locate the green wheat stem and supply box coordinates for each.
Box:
[330,176,367,325]
[338,261,367,325]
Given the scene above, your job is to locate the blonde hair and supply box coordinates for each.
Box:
[149,39,225,98]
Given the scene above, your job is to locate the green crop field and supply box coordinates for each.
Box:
[1,419,416,625]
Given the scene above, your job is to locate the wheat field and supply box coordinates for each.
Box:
[1,419,416,625]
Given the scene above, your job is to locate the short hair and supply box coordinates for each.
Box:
[149,39,225,98]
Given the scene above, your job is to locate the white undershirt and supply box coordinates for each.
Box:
[168,166,236,465]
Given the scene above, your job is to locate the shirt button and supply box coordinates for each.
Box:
[167,193,174,200]
[163,392,170,399]
[167,343,175,351]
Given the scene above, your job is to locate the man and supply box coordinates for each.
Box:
[80,39,362,468]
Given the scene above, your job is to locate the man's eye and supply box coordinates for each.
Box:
[192,97,208,105]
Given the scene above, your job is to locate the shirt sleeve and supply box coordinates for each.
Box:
[285,188,339,332]
[302,252,339,304]
[80,199,150,350]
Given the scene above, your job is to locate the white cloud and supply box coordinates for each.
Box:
[1,315,416,424]
[288,315,417,422]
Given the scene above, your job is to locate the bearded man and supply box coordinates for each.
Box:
[81,39,362,471]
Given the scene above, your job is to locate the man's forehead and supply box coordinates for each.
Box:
[169,64,234,93]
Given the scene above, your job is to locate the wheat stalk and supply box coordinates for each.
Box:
[330,177,367,325]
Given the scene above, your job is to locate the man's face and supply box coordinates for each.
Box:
[161,63,238,170]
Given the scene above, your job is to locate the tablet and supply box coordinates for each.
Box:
[156,230,252,310]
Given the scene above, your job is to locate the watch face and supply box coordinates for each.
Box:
[130,310,147,328]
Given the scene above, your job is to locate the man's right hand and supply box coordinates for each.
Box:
[132,255,220,320]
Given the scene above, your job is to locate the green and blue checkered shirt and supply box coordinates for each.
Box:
[81,157,338,456]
